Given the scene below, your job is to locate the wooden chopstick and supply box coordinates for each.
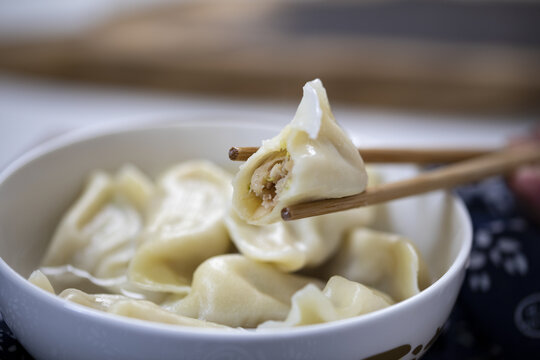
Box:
[228,146,491,163]
[281,144,540,221]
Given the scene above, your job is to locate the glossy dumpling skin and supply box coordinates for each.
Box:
[225,206,376,272]
[232,79,368,225]
[41,165,154,293]
[60,289,228,329]
[128,161,233,294]
[28,270,227,328]
[28,270,55,294]
[226,168,381,272]
[165,254,323,328]
[259,276,393,328]
[316,228,431,302]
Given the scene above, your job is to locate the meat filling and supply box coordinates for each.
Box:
[250,153,293,210]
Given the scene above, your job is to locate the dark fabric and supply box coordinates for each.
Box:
[0,316,33,360]
[1,177,539,359]
[425,177,540,359]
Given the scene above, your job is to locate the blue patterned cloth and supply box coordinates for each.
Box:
[1,177,539,359]
[424,177,540,359]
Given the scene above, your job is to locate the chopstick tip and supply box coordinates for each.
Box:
[281,207,292,221]
[229,147,239,161]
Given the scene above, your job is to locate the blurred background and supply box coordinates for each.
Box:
[1,0,540,111]
[1,0,539,169]
[0,0,539,358]
[0,0,540,113]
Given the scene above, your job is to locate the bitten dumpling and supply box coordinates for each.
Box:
[40,165,154,294]
[315,228,431,302]
[128,161,232,294]
[259,276,393,328]
[232,79,368,225]
[165,254,322,328]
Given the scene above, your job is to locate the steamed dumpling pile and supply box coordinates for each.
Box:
[128,161,232,294]
[29,79,430,330]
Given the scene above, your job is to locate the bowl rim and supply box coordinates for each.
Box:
[0,121,472,339]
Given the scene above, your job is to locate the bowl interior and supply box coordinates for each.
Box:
[0,123,467,285]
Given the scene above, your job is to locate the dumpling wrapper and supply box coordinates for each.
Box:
[128,161,232,294]
[226,168,381,272]
[28,270,56,294]
[225,206,374,272]
[38,264,164,302]
[61,288,228,329]
[165,254,323,328]
[259,276,393,328]
[28,271,227,329]
[40,165,154,294]
[232,79,368,225]
[316,228,431,302]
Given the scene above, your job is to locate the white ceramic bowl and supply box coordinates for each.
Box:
[0,122,471,360]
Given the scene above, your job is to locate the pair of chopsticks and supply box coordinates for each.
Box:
[229,147,491,163]
[229,145,540,221]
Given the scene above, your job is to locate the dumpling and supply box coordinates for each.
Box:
[28,270,55,294]
[107,299,229,329]
[226,168,381,272]
[40,165,154,294]
[259,276,393,328]
[225,206,375,272]
[232,79,368,225]
[128,161,232,294]
[165,254,322,328]
[59,288,131,311]
[61,288,228,328]
[315,228,431,302]
[38,264,162,301]
[61,289,227,328]
[28,271,227,328]
[29,270,125,309]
